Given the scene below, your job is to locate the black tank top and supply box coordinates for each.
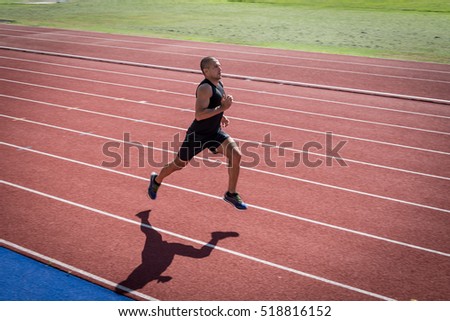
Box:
[188,79,225,136]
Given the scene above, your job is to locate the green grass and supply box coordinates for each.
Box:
[228,0,450,13]
[0,0,449,63]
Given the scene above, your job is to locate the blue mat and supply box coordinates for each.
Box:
[0,246,133,301]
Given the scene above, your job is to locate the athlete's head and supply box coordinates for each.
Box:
[200,56,222,80]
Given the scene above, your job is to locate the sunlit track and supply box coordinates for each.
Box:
[1,65,449,136]
[1,25,448,74]
[2,25,449,301]
[1,92,449,181]
[1,142,448,258]
[1,65,448,175]
[0,183,394,301]
[2,78,449,156]
[5,107,449,219]
[2,112,450,214]
[0,31,448,81]
[2,54,449,120]
[2,45,449,105]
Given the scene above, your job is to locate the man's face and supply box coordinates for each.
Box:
[204,59,222,80]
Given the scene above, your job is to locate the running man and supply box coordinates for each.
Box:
[147,56,247,210]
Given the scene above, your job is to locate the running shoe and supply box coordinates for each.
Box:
[223,192,248,210]
[147,172,160,200]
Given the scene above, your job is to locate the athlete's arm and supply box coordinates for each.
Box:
[195,83,232,121]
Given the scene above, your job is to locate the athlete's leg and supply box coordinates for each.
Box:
[216,137,242,194]
[155,156,188,184]
[148,156,187,200]
[148,133,192,200]
[155,131,200,184]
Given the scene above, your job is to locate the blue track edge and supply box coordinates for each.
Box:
[0,246,133,301]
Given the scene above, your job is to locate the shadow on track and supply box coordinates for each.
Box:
[115,210,239,296]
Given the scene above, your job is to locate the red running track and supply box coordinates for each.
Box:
[1,24,450,102]
[0,25,449,301]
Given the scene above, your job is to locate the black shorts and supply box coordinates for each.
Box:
[178,129,229,162]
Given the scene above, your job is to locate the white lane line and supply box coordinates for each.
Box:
[1,65,449,136]
[233,87,450,119]
[2,141,449,257]
[1,79,449,156]
[0,181,395,301]
[228,115,450,155]
[1,33,449,84]
[238,100,450,135]
[3,85,450,179]
[239,136,450,181]
[1,25,449,75]
[1,55,448,120]
[0,239,157,301]
[41,32,450,73]
[1,46,449,105]
[2,112,450,211]
[1,94,449,182]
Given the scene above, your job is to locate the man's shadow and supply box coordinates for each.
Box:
[115,210,239,294]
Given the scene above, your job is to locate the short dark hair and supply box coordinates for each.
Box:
[200,56,217,74]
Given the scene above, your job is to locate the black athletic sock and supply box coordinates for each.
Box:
[226,191,237,197]
[154,175,161,186]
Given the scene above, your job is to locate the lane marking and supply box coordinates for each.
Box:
[1,181,395,301]
[1,54,449,120]
[0,27,450,74]
[2,94,450,182]
[228,115,450,155]
[0,239,157,301]
[1,25,449,75]
[1,79,449,156]
[2,141,450,257]
[1,65,449,135]
[2,113,450,211]
[1,46,449,105]
[239,101,450,135]
[1,33,449,84]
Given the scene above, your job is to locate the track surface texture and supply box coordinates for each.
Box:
[1,24,449,301]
